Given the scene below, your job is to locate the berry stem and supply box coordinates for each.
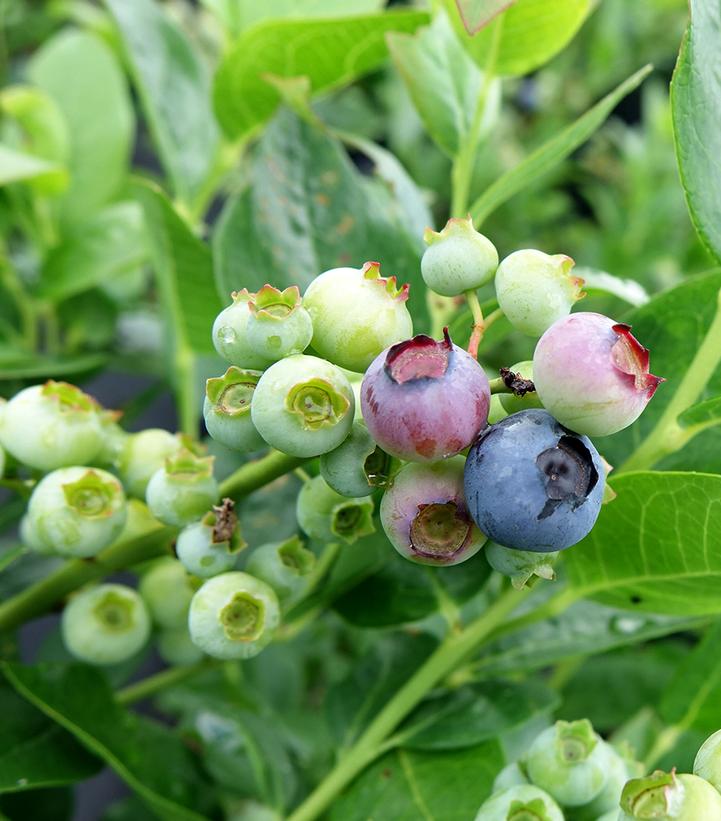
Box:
[465,289,485,358]
[286,585,527,821]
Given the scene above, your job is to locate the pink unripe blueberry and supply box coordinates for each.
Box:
[380,456,486,566]
[361,330,490,462]
[533,312,664,437]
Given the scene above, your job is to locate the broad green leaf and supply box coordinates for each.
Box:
[566,472,721,615]
[388,13,496,157]
[213,109,429,330]
[576,267,650,307]
[0,787,73,821]
[133,179,220,354]
[330,741,502,821]
[105,0,219,207]
[678,396,721,430]
[671,0,721,263]
[0,681,100,792]
[39,202,147,301]
[469,65,652,225]
[0,86,69,164]
[453,0,516,35]
[2,663,212,820]
[213,11,429,138]
[0,144,67,192]
[28,30,133,225]
[445,0,592,77]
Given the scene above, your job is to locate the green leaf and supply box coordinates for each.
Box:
[213,109,429,330]
[39,202,147,301]
[329,741,502,821]
[0,85,69,165]
[2,663,212,821]
[28,30,133,225]
[566,471,721,615]
[213,10,429,138]
[671,0,721,263]
[0,787,73,821]
[445,0,592,77]
[0,144,67,192]
[105,0,219,207]
[469,65,653,225]
[453,0,516,35]
[678,396,721,430]
[576,267,650,308]
[0,351,107,379]
[0,681,100,792]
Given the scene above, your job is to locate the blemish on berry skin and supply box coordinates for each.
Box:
[415,438,437,458]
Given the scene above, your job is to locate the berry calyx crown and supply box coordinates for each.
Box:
[554,719,597,764]
[285,377,351,431]
[249,284,303,321]
[220,591,265,642]
[611,323,665,397]
[206,367,262,417]
[620,770,684,818]
[164,449,215,482]
[330,498,375,544]
[277,535,316,576]
[507,797,557,821]
[409,500,474,561]
[42,381,100,415]
[361,261,409,302]
[551,254,586,303]
[423,214,482,246]
[62,470,123,518]
[384,329,453,384]
[92,588,137,632]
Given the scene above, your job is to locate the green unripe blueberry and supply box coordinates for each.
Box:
[488,394,509,424]
[20,514,54,555]
[188,571,280,660]
[157,626,204,666]
[139,557,198,629]
[495,250,585,337]
[118,428,184,498]
[245,535,316,603]
[421,216,499,297]
[619,770,721,819]
[96,410,128,466]
[693,728,721,793]
[212,289,276,370]
[62,584,150,665]
[203,367,265,453]
[486,542,559,590]
[0,442,6,479]
[493,761,530,793]
[0,381,103,471]
[474,785,563,821]
[296,475,375,545]
[145,450,219,527]
[303,261,413,373]
[251,355,354,457]
[575,744,638,819]
[246,285,313,361]
[319,421,392,498]
[499,362,543,415]
[176,500,246,579]
[525,719,611,807]
[27,467,127,557]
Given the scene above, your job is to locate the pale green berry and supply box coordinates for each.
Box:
[493,761,530,793]
[296,475,375,545]
[487,394,508,424]
[499,361,543,415]
[188,571,280,660]
[20,514,54,555]
[27,467,127,558]
[495,250,585,337]
[96,410,128,466]
[62,584,150,666]
[176,501,246,579]
[212,289,276,369]
[246,285,313,361]
[319,421,392,498]
[251,355,354,457]
[0,442,5,479]
[0,381,103,471]
[203,367,265,452]
[619,770,721,819]
[145,450,218,527]
[575,744,638,820]
[139,557,198,629]
[118,428,184,498]
[486,542,559,590]
[245,535,316,603]
[421,216,499,297]
[694,728,721,793]
[303,261,413,373]
[525,720,611,807]
[474,785,563,821]
[157,626,204,666]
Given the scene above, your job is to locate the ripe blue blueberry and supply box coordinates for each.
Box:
[464,409,605,552]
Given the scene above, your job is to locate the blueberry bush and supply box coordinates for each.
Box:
[2,1,721,819]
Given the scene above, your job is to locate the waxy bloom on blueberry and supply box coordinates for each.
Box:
[361,330,490,462]
[421,216,498,297]
[204,367,264,452]
[177,499,246,578]
[118,428,184,498]
[297,475,375,545]
[246,535,316,603]
[694,729,721,793]
[320,421,392,498]
[619,769,721,820]
[251,355,354,457]
[246,285,313,361]
[145,450,218,527]
[474,785,563,821]
[533,312,664,436]
[27,467,127,557]
[139,557,197,629]
[465,410,605,552]
[188,571,280,660]
[485,542,559,590]
[62,584,150,666]
[212,289,276,370]
[495,249,585,337]
[303,261,413,373]
[0,381,103,471]
[380,457,486,566]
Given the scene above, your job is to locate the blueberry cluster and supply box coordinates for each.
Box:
[480,720,721,820]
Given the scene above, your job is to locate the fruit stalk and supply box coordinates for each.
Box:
[465,288,485,358]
